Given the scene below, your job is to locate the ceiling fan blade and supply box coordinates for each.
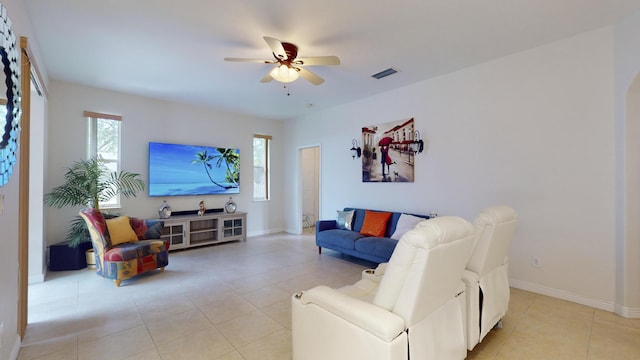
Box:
[263,36,287,60]
[260,72,273,83]
[297,67,325,85]
[296,56,340,66]
[224,57,275,64]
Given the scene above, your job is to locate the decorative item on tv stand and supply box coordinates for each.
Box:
[225,197,237,213]
[198,200,206,216]
[158,200,172,219]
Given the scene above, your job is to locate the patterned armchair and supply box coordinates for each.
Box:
[79,207,169,286]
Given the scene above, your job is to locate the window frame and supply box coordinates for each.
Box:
[85,111,122,209]
[253,134,272,201]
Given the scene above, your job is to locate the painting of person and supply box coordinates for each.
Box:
[361,118,416,183]
[380,145,389,176]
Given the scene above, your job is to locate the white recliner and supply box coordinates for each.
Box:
[462,205,518,350]
[292,216,476,360]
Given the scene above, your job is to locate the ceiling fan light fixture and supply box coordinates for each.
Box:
[225,37,338,85]
[271,64,299,83]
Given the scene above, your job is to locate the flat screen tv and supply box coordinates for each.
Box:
[148,142,240,196]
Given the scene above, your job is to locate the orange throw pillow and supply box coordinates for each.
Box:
[360,210,392,237]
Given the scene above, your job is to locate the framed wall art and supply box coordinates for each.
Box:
[361,118,418,183]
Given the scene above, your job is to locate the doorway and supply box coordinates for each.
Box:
[18,37,47,338]
[299,146,320,235]
[27,71,46,284]
[622,73,640,315]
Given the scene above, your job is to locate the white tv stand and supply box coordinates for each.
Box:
[159,211,246,250]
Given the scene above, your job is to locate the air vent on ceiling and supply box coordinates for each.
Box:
[372,68,398,79]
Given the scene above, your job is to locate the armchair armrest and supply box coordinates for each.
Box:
[362,262,388,282]
[316,220,337,232]
[462,269,479,286]
[296,285,405,342]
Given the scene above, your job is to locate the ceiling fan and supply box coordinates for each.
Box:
[224,36,340,85]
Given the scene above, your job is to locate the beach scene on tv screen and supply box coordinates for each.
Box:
[149,142,240,196]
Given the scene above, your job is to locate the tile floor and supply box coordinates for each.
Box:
[20,231,640,360]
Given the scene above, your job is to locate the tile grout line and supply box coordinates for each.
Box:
[75,278,80,360]
[129,288,162,359]
[584,309,596,359]
[492,291,537,358]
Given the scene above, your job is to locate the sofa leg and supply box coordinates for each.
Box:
[114,279,121,287]
[318,246,322,254]
[160,267,165,272]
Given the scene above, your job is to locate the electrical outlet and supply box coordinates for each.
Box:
[531,256,541,268]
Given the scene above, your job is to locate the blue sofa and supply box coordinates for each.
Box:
[316,207,430,263]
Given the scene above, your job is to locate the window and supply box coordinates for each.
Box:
[253,134,271,201]
[85,111,122,209]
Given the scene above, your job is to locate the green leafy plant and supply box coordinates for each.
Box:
[44,157,145,247]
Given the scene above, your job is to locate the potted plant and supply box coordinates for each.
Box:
[44,156,145,248]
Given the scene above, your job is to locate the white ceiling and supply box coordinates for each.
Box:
[24,0,640,120]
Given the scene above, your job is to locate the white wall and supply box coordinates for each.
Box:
[623,84,640,316]
[284,27,619,309]
[0,158,21,359]
[45,81,286,247]
[614,11,640,316]
[0,0,49,358]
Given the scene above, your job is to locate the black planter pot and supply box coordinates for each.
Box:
[49,241,93,271]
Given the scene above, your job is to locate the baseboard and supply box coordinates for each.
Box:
[284,227,314,235]
[509,278,616,312]
[614,304,640,318]
[9,335,21,360]
[246,227,285,238]
[28,273,45,284]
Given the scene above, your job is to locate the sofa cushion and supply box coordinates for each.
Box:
[347,208,404,236]
[391,213,426,240]
[106,216,138,246]
[347,208,367,233]
[336,210,355,230]
[360,210,392,237]
[131,218,164,240]
[354,237,399,261]
[317,229,365,250]
[104,240,166,262]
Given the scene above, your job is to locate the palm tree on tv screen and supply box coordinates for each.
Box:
[191,150,234,189]
[214,147,240,186]
[191,148,240,189]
